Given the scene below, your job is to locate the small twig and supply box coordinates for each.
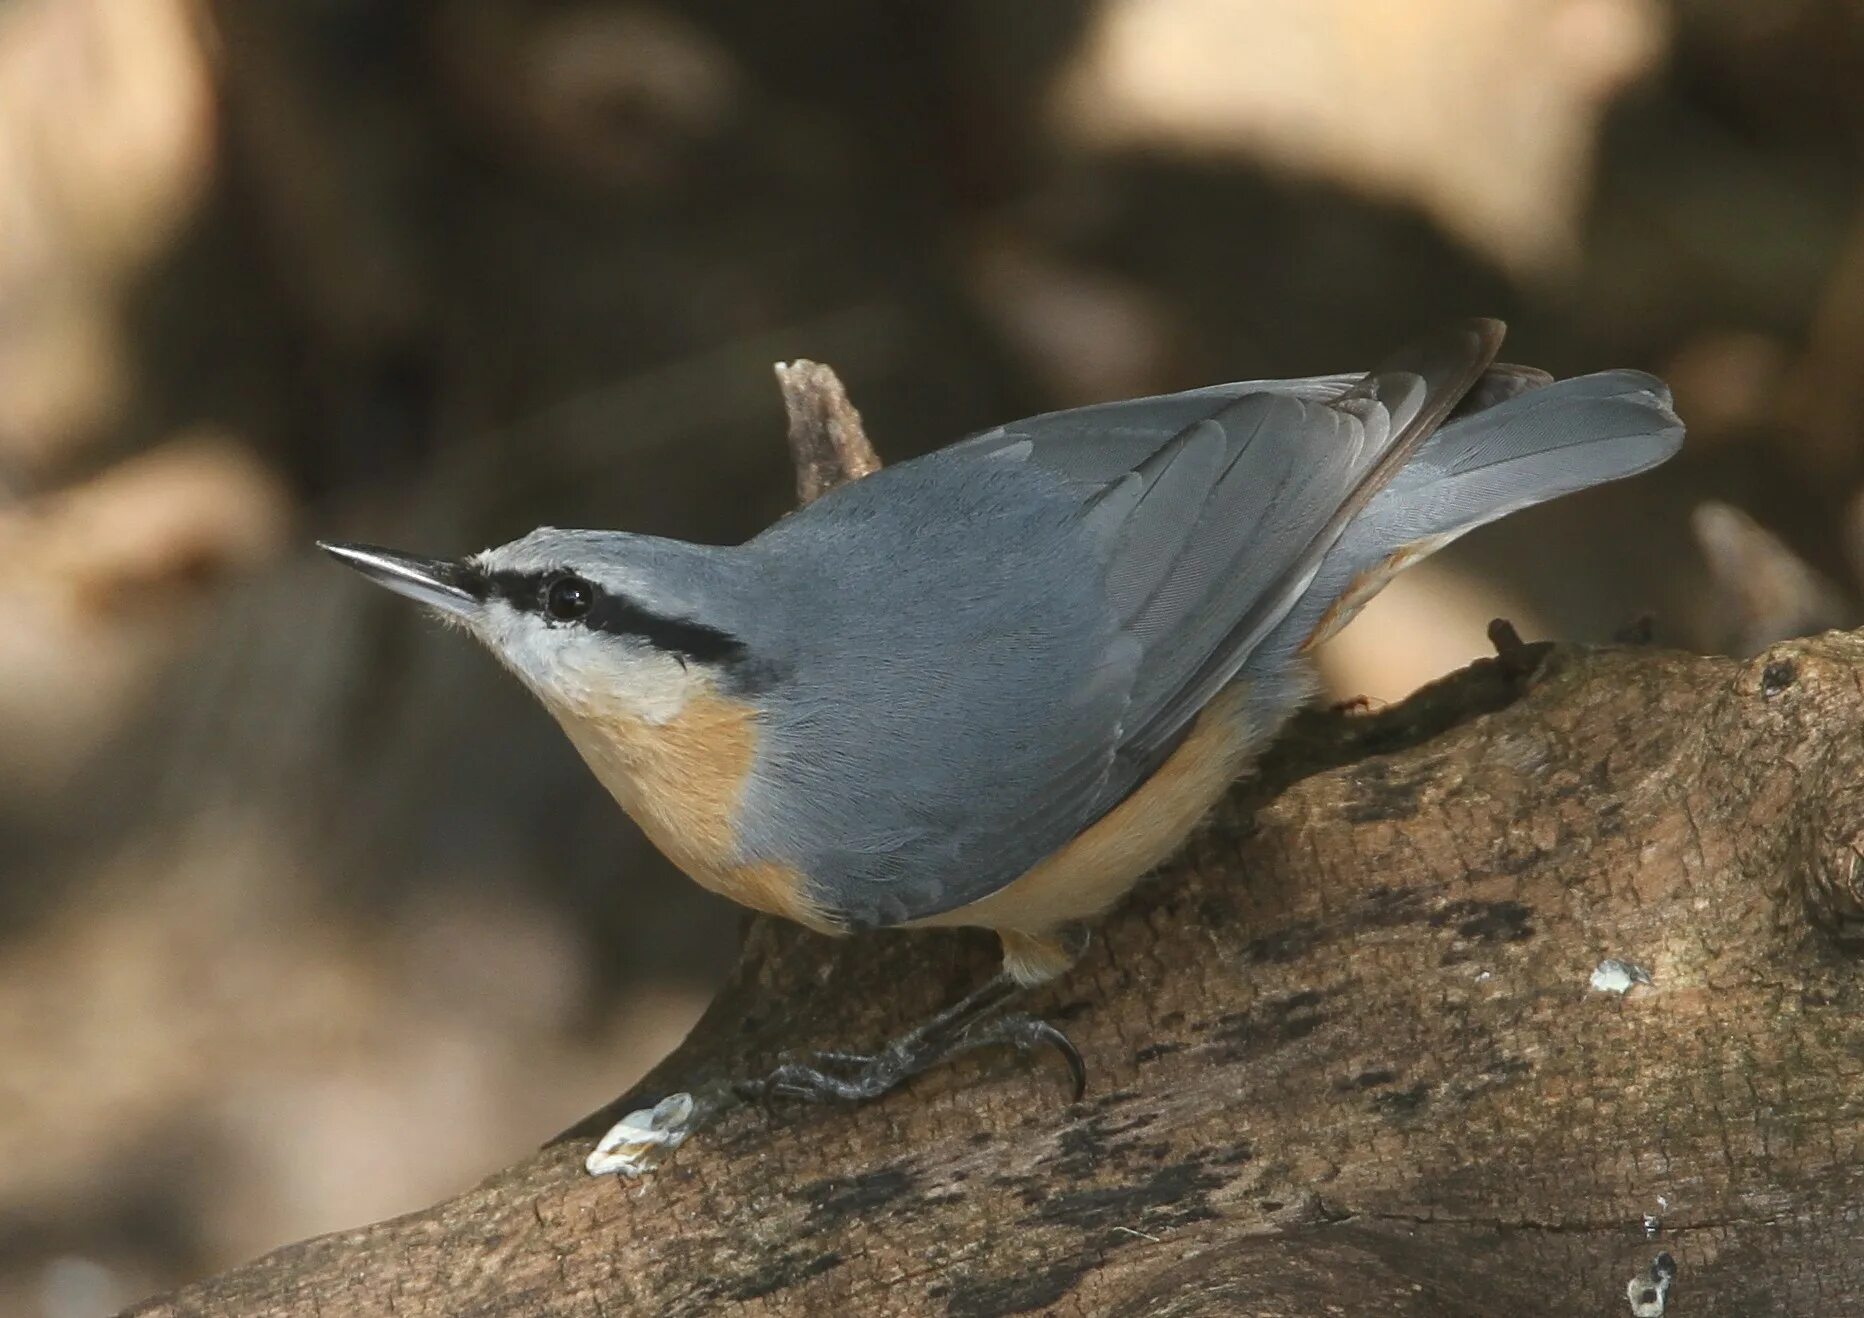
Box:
[1613,613,1656,647]
[776,360,882,505]
[1485,616,1536,681]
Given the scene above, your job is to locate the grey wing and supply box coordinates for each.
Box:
[1018,318,1500,758]
[899,320,1504,917]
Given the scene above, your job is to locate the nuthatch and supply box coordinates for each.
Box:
[321,320,1682,1103]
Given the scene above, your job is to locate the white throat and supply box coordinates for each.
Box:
[470,601,703,727]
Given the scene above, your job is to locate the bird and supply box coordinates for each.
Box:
[320,319,1683,1104]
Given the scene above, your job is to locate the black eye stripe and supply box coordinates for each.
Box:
[590,598,748,666]
[473,568,746,666]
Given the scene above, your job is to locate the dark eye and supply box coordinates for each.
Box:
[544,574,595,621]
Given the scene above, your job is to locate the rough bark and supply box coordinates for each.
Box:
[125,373,1864,1317]
[776,360,882,507]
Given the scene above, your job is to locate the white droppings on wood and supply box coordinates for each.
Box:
[586,1092,697,1178]
[1590,959,1654,995]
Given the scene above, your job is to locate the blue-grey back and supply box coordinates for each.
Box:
[732,451,1138,927]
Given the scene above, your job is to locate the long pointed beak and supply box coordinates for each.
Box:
[317,541,482,618]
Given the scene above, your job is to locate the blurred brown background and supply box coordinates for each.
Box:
[2,0,1861,1311]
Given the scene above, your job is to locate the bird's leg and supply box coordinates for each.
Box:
[742,926,1093,1105]
[739,970,1086,1105]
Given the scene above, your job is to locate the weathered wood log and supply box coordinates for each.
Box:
[126,366,1864,1316]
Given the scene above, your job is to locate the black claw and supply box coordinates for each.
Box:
[1037,1022,1089,1102]
[961,1015,1088,1102]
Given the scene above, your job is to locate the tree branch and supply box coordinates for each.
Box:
[775,359,880,507]
[126,366,1864,1316]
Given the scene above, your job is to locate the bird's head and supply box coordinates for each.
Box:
[319,528,753,727]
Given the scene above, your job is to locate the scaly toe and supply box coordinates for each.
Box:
[742,1053,917,1104]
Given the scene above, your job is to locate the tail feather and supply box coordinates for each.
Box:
[1260,369,1683,657]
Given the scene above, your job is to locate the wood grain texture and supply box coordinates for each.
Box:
[125,631,1864,1316]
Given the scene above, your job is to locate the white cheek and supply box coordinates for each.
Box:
[590,647,700,725]
[472,605,698,725]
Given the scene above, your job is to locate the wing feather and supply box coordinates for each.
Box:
[994,319,1501,782]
